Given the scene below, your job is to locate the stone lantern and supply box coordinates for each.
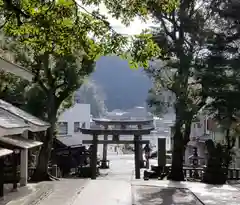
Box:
[188,147,202,179]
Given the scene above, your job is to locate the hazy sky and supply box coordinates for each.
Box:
[78,2,154,35]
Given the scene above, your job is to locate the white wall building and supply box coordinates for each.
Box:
[57,104,91,142]
[183,114,211,165]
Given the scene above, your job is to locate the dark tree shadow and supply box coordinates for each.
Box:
[134,186,203,205]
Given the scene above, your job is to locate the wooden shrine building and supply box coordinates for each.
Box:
[0,100,50,197]
[80,118,154,179]
[0,56,50,198]
[0,148,13,197]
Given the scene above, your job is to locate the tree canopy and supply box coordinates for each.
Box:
[145,0,240,181]
[1,0,178,26]
[0,0,181,68]
[0,0,125,181]
[144,0,214,180]
[6,0,240,183]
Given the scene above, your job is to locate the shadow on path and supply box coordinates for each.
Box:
[133,186,203,205]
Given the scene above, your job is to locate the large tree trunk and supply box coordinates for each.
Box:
[168,120,185,181]
[183,119,192,146]
[168,111,193,181]
[225,127,235,169]
[31,125,56,182]
[31,91,58,182]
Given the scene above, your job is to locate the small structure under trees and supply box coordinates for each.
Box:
[81,118,154,179]
[0,99,50,197]
[0,57,49,197]
[52,135,90,177]
[0,99,50,185]
[0,148,13,197]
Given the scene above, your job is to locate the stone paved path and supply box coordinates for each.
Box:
[86,153,240,205]
[37,179,88,205]
[73,153,203,205]
[133,186,203,205]
[133,180,240,205]
[72,180,131,205]
[0,183,53,205]
[98,153,135,181]
[1,179,88,205]
[3,152,240,205]
[71,153,135,205]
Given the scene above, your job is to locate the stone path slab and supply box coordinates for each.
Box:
[39,179,88,205]
[96,153,240,205]
[188,183,240,205]
[132,180,240,205]
[5,153,240,205]
[133,185,203,205]
[98,154,135,181]
[0,183,53,205]
[72,180,132,205]
[0,179,88,205]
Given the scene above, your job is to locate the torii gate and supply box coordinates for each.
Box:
[80,118,154,179]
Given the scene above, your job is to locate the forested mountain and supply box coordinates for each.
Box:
[89,56,153,111]
[75,56,152,112]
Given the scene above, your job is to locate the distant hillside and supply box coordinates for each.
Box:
[89,56,153,111]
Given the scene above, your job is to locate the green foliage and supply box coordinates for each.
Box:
[24,85,48,119]
[201,0,240,127]
[144,0,214,180]
[129,32,162,69]
[0,0,180,180]
[146,0,212,121]
[146,87,167,116]
[0,70,29,106]
[1,0,178,27]
[78,0,178,25]
[0,0,179,69]
[4,1,122,57]
[2,1,113,119]
[196,1,240,163]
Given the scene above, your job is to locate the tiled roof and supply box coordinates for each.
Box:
[0,99,49,127]
[0,135,42,149]
[56,134,91,147]
[0,148,13,157]
[0,110,29,129]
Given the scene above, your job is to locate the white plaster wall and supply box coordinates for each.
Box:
[191,115,207,139]
[213,130,225,143]
[171,113,208,144]
[57,103,91,140]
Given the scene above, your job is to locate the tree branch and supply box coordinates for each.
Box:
[3,0,30,25]
[74,1,119,35]
[0,13,13,29]
[56,86,75,108]
[32,61,48,93]
[41,53,54,87]
[159,13,177,41]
